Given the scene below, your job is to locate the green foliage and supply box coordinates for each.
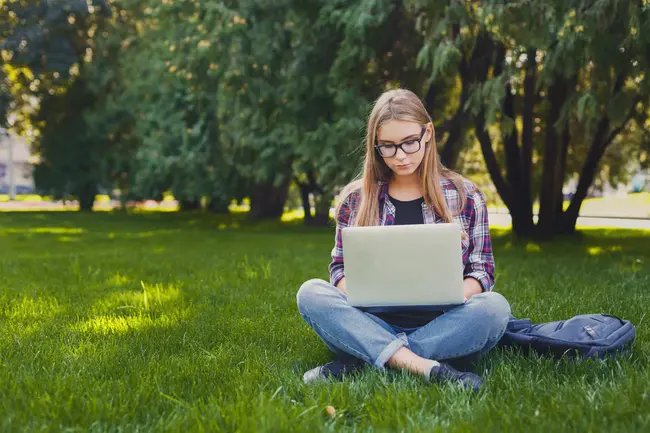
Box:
[2,0,648,225]
[1,0,110,129]
[83,0,247,206]
[0,1,113,207]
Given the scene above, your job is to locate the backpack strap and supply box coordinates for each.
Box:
[505,315,532,332]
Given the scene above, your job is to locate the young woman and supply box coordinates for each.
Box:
[296,89,511,391]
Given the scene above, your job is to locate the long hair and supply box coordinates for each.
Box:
[336,88,467,226]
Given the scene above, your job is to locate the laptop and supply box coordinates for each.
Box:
[341,223,464,312]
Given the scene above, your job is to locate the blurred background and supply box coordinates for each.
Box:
[1,0,648,238]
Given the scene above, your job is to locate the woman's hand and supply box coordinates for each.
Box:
[337,278,348,296]
[463,277,482,302]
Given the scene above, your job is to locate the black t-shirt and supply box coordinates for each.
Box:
[371,195,444,328]
[390,194,425,225]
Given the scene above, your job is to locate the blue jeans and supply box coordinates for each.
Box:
[296,279,511,370]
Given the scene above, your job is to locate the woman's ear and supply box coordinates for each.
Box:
[426,123,435,144]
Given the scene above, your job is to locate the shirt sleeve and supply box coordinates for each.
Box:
[328,196,353,287]
[463,189,495,291]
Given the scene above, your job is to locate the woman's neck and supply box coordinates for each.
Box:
[388,174,423,200]
[390,172,420,188]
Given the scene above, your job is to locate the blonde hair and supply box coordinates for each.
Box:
[336,88,467,226]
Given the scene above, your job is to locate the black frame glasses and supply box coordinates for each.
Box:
[374,127,426,158]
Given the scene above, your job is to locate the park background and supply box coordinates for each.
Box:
[1,0,649,432]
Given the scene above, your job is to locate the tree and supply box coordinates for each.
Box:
[1,0,111,209]
[33,76,100,210]
[416,0,650,237]
[84,0,247,212]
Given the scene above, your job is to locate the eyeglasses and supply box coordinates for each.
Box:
[375,127,426,158]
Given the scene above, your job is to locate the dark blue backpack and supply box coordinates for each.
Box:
[498,314,636,359]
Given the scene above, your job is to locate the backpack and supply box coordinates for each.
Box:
[498,314,636,359]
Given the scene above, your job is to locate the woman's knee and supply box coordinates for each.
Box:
[469,291,511,334]
[296,278,336,314]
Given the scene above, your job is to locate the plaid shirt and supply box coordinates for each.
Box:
[329,177,495,291]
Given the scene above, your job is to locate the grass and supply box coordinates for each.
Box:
[0,212,649,432]
[3,192,649,218]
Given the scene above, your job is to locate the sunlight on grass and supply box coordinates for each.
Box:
[6,296,64,320]
[526,242,542,253]
[72,312,184,336]
[2,227,86,235]
[587,246,623,256]
[588,246,604,255]
[106,272,132,287]
[74,282,188,336]
[58,236,81,242]
[281,209,305,222]
[105,229,181,239]
[217,221,241,230]
[91,282,181,314]
[237,255,274,281]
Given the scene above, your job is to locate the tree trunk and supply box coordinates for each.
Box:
[561,118,610,233]
[249,177,291,219]
[439,69,469,169]
[77,183,96,212]
[423,81,441,119]
[555,125,571,222]
[501,77,536,237]
[560,77,633,234]
[208,196,230,214]
[502,84,523,199]
[510,207,536,237]
[439,121,465,169]
[537,77,570,237]
[179,199,201,211]
[296,180,314,223]
[312,192,332,226]
[520,48,537,229]
[475,114,514,211]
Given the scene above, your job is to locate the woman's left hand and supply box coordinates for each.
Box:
[463,277,483,301]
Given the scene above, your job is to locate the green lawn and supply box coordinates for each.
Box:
[0,212,648,432]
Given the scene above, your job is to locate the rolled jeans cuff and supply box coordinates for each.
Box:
[373,332,409,369]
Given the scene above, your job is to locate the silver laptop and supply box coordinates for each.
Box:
[341,223,464,309]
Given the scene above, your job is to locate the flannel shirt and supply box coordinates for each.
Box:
[329,177,495,291]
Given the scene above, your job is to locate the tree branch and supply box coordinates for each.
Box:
[562,116,609,229]
[603,96,641,150]
[502,80,522,192]
[439,32,496,168]
[475,112,514,210]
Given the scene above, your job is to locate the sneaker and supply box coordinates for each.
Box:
[429,362,484,391]
[303,355,365,383]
